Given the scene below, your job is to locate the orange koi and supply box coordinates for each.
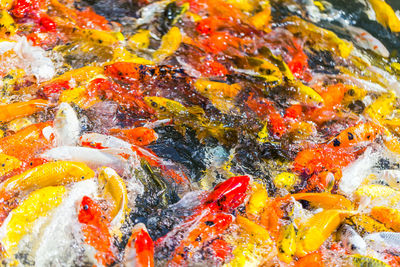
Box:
[199,31,248,54]
[306,84,349,123]
[197,59,228,77]
[246,95,287,137]
[295,251,324,267]
[104,62,145,86]
[285,38,311,82]
[86,77,154,116]
[327,122,383,149]
[300,171,338,193]
[260,196,289,239]
[109,127,158,146]
[0,122,54,161]
[293,145,358,176]
[196,17,228,35]
[75,7,111,31]
[284,104,303,120]
[78,196,116,266]
[0,99,50,124]
[169,212,233,266]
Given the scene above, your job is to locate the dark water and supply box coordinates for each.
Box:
[387,0,400,10]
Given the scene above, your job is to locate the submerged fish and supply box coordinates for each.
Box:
[364,232,400,254]
[337,224,367,255]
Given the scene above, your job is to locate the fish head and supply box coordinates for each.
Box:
[144,96,186,115]
[78,196,98,224]
[204,175,250,212]
[126,127,158,146]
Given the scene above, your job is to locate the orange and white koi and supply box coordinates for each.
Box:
[124,223,154,267]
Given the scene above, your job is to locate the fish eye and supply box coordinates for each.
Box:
[350,244,357,251]
[151,101,158,107]
[83,205,89,210]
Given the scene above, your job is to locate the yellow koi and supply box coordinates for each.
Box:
[0,153,21,177]
[1,186,66,256]
[296,209,354,257]
[153,26,182,62]
[277,223,296,263]
[98,167,129,233]
[0,161,94,199]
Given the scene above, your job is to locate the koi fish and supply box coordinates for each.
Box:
[97,167,129,232]
[296,209,355,257]
[0,161,94,201]
[0,121,54,161]
[327,122,383,149]
[277,223,297,263]
[0,186,66,257]
[54,102,80,146]
[169,212,233,265]
[109,127,158,147]
[364,232,400,254]
[79,133,191,187]
[78,196,116,266]
[41,146,127,175]
[202,175,250,213]
[336,224,366,255]
[0,99,50,124]
[124,223,154,267]
[370,206,400,232]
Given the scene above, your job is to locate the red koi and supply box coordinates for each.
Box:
[205,238,232,264]
[285,39,311,82]
[197,59,228,77]
[284,104,303,120]
[202,175,250,213]
[41,80,71,98]
[78,196,116,266]
[12,0,43,18]
[125,224,155,267]
[169,212,233,266]
[156,176,249,248]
